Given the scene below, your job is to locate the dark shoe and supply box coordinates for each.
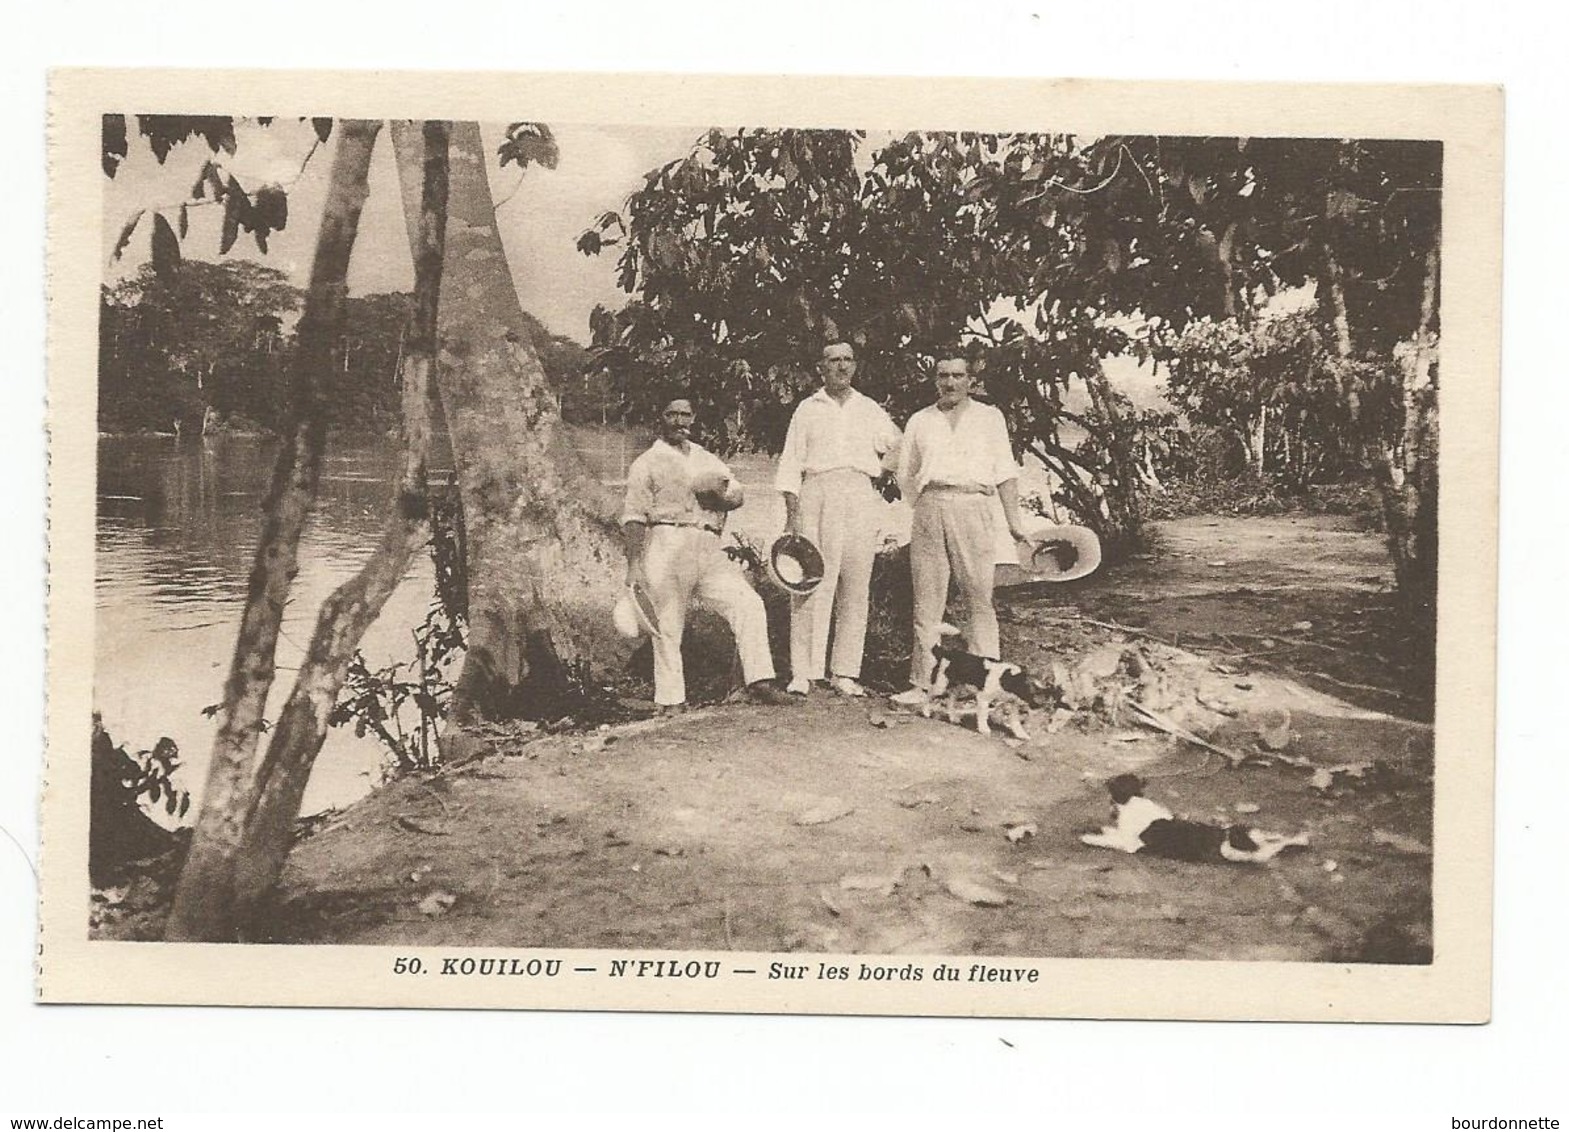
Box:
[746,681,798,706]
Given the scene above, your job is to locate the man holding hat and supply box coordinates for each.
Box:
[776,341,902,697]
[890,350,1030,705]
[622,398,794,711]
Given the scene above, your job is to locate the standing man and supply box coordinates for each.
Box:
[775,341,902,697]
[622,398,795,712]
[890,351,1031,705]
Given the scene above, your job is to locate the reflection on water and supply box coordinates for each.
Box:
[96,434,437,817]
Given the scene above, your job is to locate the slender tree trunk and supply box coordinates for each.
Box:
[1251,408,1267,479]
[1386,246,1440,631]
[225,121,453,931]
[1322,240,1355,358]
[390,121,626,742]
[166,121,384,942]
[1081,364,1143,557]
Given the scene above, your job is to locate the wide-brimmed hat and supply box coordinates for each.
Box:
[612,582,664,640]
[1016,519,1102,582]
[766,533,825,596]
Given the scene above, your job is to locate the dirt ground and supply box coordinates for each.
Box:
[259,514,1434,963]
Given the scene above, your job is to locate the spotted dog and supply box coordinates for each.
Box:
[1080,774,1310,863]
[919,625,1044,740]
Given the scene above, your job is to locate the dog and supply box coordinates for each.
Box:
[919,625,1045,740]
[1080,773,1310,863]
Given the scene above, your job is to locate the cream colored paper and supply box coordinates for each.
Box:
[42,68,1501,1019]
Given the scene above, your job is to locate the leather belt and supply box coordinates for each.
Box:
[651,519,723,536]
[922,483,995,496]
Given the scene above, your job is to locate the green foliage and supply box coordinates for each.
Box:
[497,123,559,172]
[90,714,192,886]
[580,129,1440,565]
[330,601,462,775]
[1164,311,1401,489]
[99,261,301,433]
[91,713,192,822]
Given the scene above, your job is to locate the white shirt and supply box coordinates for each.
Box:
[621,439,737,527]
[895,399,1020,498]
[774,387,901,495]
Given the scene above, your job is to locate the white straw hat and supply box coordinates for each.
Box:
[766,534,825,596]
[1016,518,1102,582]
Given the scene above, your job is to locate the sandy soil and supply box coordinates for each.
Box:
[260,515,1434,963]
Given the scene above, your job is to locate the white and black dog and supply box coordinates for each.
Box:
[1080,773,1310,863]
[920,625,1050,740]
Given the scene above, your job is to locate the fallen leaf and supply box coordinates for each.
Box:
[1291,620,1314,631]
[958,818,986,833]
[1234,802,1261,815]
[417,891,457,917]
[898,794,939,810]
[1207,560,1229,567]
[819,888,842,916]
[795,801,855,826]
[1310,769,1336,791]
[991,869,1020,886]
[1322,859,1339,873]
[945,875,1010,907]
[1005,823,1038,844]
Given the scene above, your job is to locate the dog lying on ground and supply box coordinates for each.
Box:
[1080,773,1310,863]
[919,625,1046,740]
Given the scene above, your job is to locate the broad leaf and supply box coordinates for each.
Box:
[150,213,182,278]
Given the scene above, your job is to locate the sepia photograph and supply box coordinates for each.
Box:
[40,69,1500,1020]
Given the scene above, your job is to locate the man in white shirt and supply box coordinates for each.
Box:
[889,352,1030,704]
[622,398,794,712]
[775,341,902,697]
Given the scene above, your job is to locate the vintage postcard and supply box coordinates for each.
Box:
[42,68,1500,1019]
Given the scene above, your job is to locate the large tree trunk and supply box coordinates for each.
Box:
[166,121,384,942]
[225,121,453,931]
[390,121,626,741]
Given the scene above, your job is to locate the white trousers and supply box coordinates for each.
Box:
[643,526,775,705]
[908,490,1000,688]
[788,469,883,682]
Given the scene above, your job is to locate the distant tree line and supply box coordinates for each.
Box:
[99,259,595,435]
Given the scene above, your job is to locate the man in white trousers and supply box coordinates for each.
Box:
[622,398,795,713]
[776,341,902,697]
[889,351,1031,705]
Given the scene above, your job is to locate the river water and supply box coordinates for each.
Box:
[94,432,920,818]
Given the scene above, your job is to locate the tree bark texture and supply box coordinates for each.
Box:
[390,121,626,731]
[167,121,384,942]
[227,121,453,929]
[1385,245,1440,633]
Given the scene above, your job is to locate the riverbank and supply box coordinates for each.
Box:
[93,514,1434,962]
